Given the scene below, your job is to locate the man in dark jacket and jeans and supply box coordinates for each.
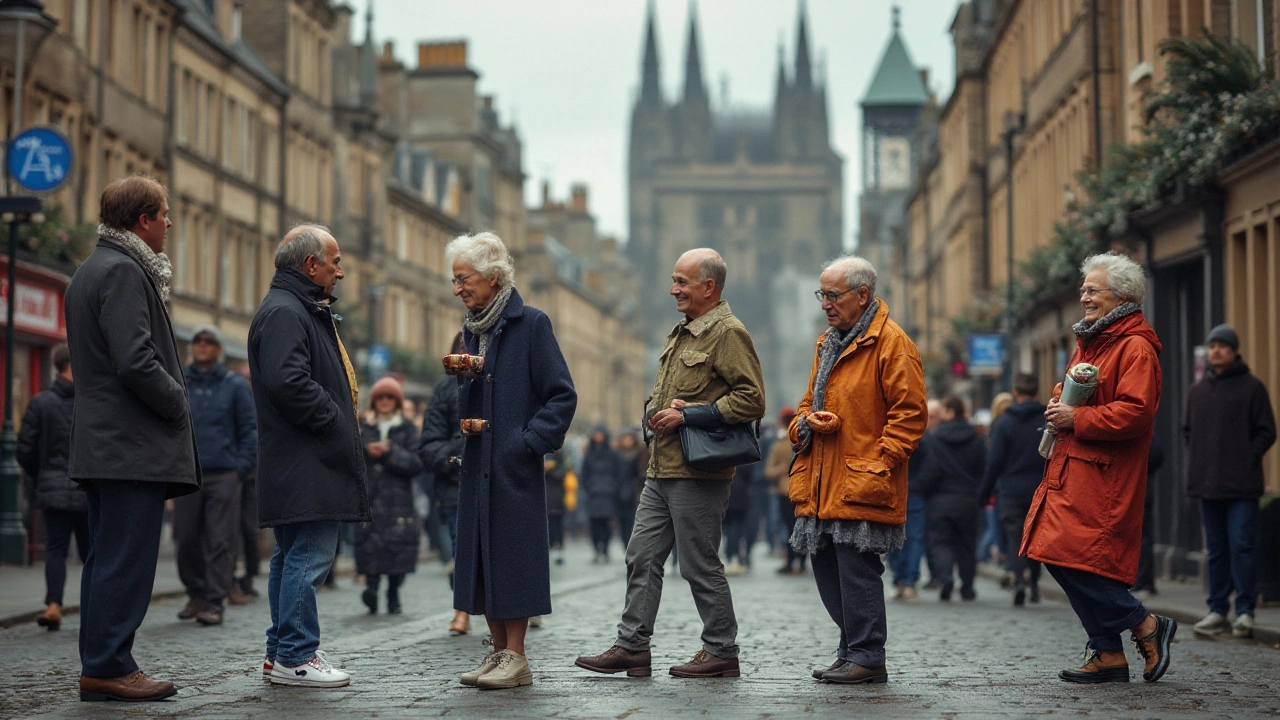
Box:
[17,343,87,632]
[916,396,986,602]
[249,225,369,688]
[1184,324,1276,639]
[65,176,200,702]
[979,373,1047,606]
[175,325,257,626]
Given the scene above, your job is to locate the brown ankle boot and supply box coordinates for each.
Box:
[1131,615,1177,682]
[37,603,61,631]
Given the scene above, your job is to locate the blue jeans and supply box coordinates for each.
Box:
[1047,563,1148,652]
[265,521,340,667]
[1200,498,1258,617]
[887,493,926,587]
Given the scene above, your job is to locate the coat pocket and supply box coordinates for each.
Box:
[787,452,812,503]
[839,457,897,511]
[1047,441,1112,491]
[675,351,712,395]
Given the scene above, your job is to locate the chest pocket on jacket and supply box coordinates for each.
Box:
[675,351,712,395]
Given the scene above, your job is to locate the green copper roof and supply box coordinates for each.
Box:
[861,33,929,107]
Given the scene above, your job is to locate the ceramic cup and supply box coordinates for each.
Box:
[443,353,485,376]
[460,418,490,436]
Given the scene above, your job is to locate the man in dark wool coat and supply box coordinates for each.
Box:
[249,225,369,689]
[65,176,200,702]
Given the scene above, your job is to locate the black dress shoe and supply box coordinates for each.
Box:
[939,582,953,602]
[821,662,888,684]
[1013,587,1026,606]
[361,588,377,614]
[1059,652,1129,684]
[812,659,846,679]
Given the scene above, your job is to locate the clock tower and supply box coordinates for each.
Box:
[857,5,929,317]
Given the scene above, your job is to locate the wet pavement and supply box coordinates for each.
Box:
[3,540,1279,719]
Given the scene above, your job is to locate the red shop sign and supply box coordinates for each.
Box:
[0,278,64,337]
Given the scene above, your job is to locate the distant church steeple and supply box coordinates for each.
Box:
[640,0,662,104]
[794,0,812,89]
[682,2,707,104]
[359,0,378,107]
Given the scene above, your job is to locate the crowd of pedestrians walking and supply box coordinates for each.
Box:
[13,174,1274,703]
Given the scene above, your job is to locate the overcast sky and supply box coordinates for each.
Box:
[353,0,962,247]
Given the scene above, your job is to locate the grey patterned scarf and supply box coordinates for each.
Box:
[464,284,514,356]
[1072,301,1140,346]
[795,298,880,453]
[98,225,173,305]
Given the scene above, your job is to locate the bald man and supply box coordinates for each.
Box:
[249,225,369,688]
[577,249,766,679]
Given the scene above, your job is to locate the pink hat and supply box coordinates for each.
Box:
[369,377,404,408]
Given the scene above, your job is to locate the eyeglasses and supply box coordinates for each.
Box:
[814,287,861,304]
[1078,287,1112,298]
[451,272,478,287]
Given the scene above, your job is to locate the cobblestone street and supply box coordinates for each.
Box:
[2,541,1278,719]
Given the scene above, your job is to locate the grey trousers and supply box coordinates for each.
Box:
[616,477,738,659]
[175,470,241,609]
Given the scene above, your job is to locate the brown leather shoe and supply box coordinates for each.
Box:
[177,598,202,621]
[1059,650,1129,684]
[575,645,652,677]
[37,603,62,631]
[1132,615,1177,682]
[195,608,223,626]
[669,649,740,678]
[80,671,178,702]
[227,586,251,605]
[821,661,888,684]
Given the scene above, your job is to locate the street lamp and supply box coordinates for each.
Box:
[1,0,57,565]
[1001,109,1024,391]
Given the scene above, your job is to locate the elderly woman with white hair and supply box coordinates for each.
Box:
[446,232,577,690]
[1021,251,1177,685]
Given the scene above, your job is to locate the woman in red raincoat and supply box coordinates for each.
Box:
[1021,252,1177,685]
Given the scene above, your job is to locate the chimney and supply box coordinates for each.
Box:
[418,40,468,69]
[570,183,588,214]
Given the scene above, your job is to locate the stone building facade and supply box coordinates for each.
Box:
[626,1,842,413]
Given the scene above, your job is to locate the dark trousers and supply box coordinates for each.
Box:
[174,470,240,609]
[811,544,887,668]
[238,474,260,580]
[1046,563,1149,652]
[43,509,90,606]
[999,498,1041,590]
[1201,498,1258,616]
[927,508,977,592]
[722,508,748,563]
[366,572,405,597]
[590,517,612,557]
[547,511,564,550]
[778,496,806,570]
[442,503,459,590]
[79,480,167,679]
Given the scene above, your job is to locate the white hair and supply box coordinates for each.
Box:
[1081,251,1146,305]
[445,231,515,288]
[823,255,877,296]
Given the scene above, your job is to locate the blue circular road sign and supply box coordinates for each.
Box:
[8,126,73,193]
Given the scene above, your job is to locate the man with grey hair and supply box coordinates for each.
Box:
[786,255,927,684]
[248,225,369,688]
[577,248,765,679]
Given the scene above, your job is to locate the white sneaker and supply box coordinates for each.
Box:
[476,649,533,690]
[269,650,351,687]
[528,615,543,628]
[460,640,500,687]
[1232,613,1254,639]
[1193,611,1229,636]
[725,560,745,576]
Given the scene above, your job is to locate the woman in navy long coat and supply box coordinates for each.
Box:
[447,232,577,690]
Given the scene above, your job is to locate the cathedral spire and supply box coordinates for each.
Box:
[640,0,662,104]
[794,0,812,89]
[359,0,377,107]
[682,1,707,104]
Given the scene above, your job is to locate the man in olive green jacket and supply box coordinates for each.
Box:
[576,248,765,680]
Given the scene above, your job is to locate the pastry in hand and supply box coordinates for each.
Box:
[807,411,841,434]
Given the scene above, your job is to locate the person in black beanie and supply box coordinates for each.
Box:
[1185,323,1276,640]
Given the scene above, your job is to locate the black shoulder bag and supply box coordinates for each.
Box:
[678,403,761,473]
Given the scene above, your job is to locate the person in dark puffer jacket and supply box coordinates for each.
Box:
[17,343,87,631]
[916,396,986,602]
[979,373,1047,606]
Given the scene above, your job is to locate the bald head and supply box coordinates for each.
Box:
[670,248,727,320]
[277,224,343,295]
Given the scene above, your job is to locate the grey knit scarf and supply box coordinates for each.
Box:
[1072,301,1140,346]
[795,298,880,453]
[464,284,513,356]
[98,225,173,304]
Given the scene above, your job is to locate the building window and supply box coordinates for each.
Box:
[172,207,186,291]
[243,237,258,310]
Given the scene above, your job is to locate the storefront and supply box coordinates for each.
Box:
[0,257,69,428]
